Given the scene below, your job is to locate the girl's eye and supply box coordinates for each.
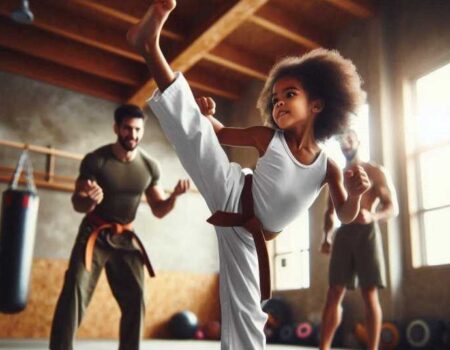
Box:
[286,91,295,98]
[271,98,278,106]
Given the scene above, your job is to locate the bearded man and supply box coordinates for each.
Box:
[50,104,189,350]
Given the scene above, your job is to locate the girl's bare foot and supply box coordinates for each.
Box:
[127,0,176,53]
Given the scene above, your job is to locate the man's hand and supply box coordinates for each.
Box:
[320,234,333,255]
[320,240,332,255]
[344,165,370,197]
[172,179,190,197]
[354,208,374,224]
[78,179,104,205]
[196,96,216,116]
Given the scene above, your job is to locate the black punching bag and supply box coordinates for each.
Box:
[0,150,39,313]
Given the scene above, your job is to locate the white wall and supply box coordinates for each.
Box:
[0,71,220,273]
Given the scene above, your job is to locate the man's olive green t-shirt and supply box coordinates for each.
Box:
[79,144,160,224]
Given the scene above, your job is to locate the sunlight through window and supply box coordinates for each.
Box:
[411,62,450,266]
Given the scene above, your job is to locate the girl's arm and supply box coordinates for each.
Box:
[324,159,370,224]
[218,127,274,156]
[196,96,274,156]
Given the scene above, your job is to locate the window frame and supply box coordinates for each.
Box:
[405,62,450,267]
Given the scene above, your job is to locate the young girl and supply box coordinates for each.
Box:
[128,1,370,349]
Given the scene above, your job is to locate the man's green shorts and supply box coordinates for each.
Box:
[329,222,386,289]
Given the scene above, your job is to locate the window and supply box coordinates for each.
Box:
[407,63,450,267]
[272,105,369,291]
[273,212,310,290]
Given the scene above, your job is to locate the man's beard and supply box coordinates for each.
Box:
[118,136,139,151]
[342,149,357,162]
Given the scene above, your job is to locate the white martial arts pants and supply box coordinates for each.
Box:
[149,73,268,350]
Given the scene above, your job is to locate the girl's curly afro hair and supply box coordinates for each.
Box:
[256,48,366,141]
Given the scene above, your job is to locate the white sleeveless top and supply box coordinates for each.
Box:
[252,130,327,232]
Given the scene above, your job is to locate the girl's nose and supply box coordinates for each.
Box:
[275,100,285,108]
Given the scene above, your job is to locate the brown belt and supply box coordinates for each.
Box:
[84,213,155,277]
[207,174,272,301]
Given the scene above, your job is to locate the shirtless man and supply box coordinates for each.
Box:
[319,129,398,350]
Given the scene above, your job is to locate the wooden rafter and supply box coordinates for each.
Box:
[0,0,378,105]
[0,47,130,102]
[0,0,143,62]
[323,0,375,18]
[0,16,143,86]
[0,1,271,85]
[249,4,329,49]
[70,0,183,41]
[189,81,239,100]
[206,43,269,81]
[186,69,241,100]
[70,0,271,81]
[128,0,271,106]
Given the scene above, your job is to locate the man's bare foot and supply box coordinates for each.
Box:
[127,0,176,53]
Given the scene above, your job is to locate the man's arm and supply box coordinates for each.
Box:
[372,166,399,221]
[145,179,190,218]
[320,194,336,254]
[71,178,103,213]
[325,159,370,224]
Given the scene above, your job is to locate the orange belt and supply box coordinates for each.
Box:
[207,174,272,301]
[84,213,155,277]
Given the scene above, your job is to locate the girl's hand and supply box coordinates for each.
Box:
[196,96,216,116]
[344,165,370,197]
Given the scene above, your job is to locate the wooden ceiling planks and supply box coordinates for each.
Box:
[128,0,271,106]
[0,0,378,106]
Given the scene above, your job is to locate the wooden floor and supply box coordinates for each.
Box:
[0,339,347,349]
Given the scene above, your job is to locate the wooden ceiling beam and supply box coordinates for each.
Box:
[0,47,130,102]
[128,0,270,106]
[322,0,375,18]
[185,70,241,100]
[1,0,270,83]
[206,43,269,81]
[0,16,144,86]
[0,0,143,62]
[70,0,183,42]
[0,0,266,87]
[188,80,239,100]
[249,5,329,49]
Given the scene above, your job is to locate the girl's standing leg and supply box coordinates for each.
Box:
[217,226,268,350]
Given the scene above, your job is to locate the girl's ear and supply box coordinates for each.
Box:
[312,99,325,114]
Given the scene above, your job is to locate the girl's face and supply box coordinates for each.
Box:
[271,77,315,131]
